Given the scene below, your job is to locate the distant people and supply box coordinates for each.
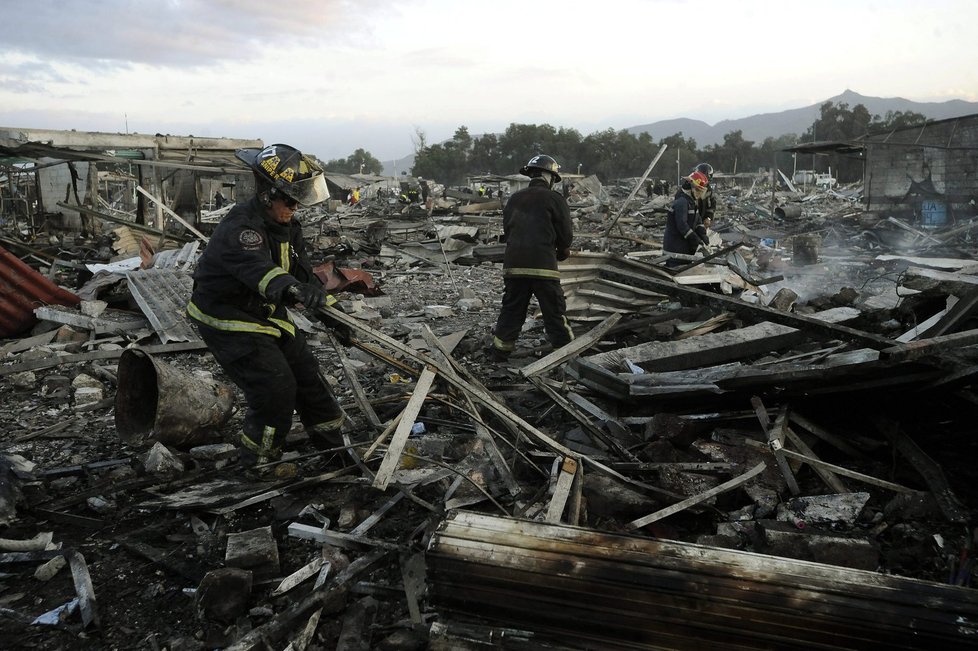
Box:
[350,186,361,205]
[407,187,420,203]
[478,185,486,197]
[663,170,711,266]
[214,190,226,209]
[419,178,430,202]
[652,179,664,196]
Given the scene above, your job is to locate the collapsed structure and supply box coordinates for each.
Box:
[1,121,978,649]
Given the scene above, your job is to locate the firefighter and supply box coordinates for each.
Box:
[664,169,711,265]
[693,162,717,229]
[490,154,574,361]
[187,143,350,471]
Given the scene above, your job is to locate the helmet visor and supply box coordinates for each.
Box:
[283,173,330,207]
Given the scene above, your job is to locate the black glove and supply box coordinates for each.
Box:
[294,283,327,311]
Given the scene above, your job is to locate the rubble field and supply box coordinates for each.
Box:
[1,174,978,650]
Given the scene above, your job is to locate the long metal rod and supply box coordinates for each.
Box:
[602,144,668,240]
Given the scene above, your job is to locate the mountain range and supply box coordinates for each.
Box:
[624,89,978,147]
[381,90,978,176]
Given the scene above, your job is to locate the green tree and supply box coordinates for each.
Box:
[324,148,383,174]
[871,110,928,131]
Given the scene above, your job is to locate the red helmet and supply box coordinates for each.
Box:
[687,170,710,191]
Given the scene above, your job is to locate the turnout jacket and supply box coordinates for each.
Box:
[664,191,709,255]
[501,178,573,280]
[188,197,318,337]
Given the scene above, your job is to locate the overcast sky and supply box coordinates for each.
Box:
[2,0,975,163]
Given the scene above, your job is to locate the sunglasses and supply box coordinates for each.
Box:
[279,196,299,208]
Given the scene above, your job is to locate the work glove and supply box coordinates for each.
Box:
[294,282,328,311]
[698,243,715,256]
[317,302,353,346]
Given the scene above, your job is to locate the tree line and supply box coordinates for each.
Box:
[326,102,926,186]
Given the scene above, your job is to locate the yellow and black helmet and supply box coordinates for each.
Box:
[236,143,329,207]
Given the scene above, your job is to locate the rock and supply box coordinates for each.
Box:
[73,386,104,406]
[41,374,71,397]
[195,568,252,622]
[142,442,186,474]
[188,443,237,462]
[758,520,879,570]
[34,555,67,581]
[583,475,663,521]
[423,305,454,318]
[375,628,428,651]
[79,300,108,318]
[776,492,870,527]
[72,373,102,389]
[455,297,484,311]
[54,325,88,344]
[883,491,942,522]
[9,371,36,389]
[744,485,779,519]
[226,526,280,578]
[768,288,799,312]
[86,496,116,514]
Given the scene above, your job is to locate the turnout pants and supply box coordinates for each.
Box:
[197,324,344,458]
[493,277,574,352]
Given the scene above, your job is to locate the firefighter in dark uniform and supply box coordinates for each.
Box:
[693,162,717,229]
[664,169,711,265]
[490,155,574,360]
[188,143,350,469]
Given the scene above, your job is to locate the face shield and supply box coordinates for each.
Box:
[282,170,330,207]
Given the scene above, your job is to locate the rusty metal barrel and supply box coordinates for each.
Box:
[115,348,234,448]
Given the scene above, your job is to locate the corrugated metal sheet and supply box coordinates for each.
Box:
[125,268,200,344]
[0,245,80,337]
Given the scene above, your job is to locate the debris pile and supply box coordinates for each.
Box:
[2,154,978,649]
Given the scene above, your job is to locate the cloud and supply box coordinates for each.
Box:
[2,0,372,67]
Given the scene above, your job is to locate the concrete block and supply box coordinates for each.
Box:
[226,526,280,577]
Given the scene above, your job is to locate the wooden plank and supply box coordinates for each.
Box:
[587,321,805,373]
[771,447,915,493]
[783,426,848,493]
[544,458,578,524]
[875,419,968,523]
[895,295,959,342]
[626,462,767,530]
[882,326,978,362]
[136,184,209,242]
[372,367,437,490]
[66,550,100,629]
[752,399,800,495]
[420,327,522,496]
[226,548,390,651]
[519,313,621,378]
[287,523,403,551]
[271,558,325,597]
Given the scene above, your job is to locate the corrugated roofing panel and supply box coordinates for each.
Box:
[0,245,80,337]
[125,268,200,344]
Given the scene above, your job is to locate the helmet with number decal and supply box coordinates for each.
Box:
[235,143,329,207]
[519,154,562,183]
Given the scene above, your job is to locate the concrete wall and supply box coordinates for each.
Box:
[39,162,88,230]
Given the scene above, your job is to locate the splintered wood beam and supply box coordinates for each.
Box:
[135,184,209,242]
[544,457,578,524]
[327,331,383,431]
[519,313,622,378]
[874,418,969,523]
[372,367,437,490]
[627,462,766,530]
[760,445,915,493]
[783,426,848,493]
[752,398,800,495]
[421,327,522,496]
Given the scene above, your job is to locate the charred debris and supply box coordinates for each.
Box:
[1,126,978,649]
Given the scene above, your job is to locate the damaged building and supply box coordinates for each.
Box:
[1,123,978,650]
